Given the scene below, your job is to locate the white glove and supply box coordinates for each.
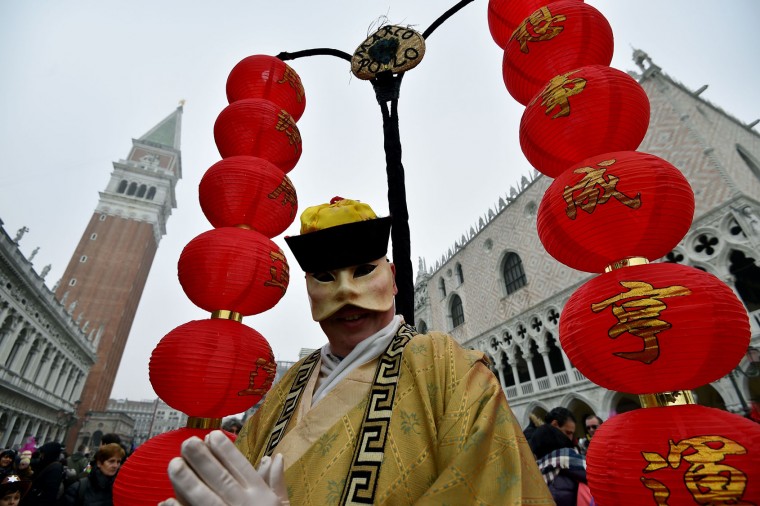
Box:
[158,430,289,506]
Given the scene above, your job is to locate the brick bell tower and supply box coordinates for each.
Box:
[56,105,183,449]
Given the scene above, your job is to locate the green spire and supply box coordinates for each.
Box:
[138,104,183,150]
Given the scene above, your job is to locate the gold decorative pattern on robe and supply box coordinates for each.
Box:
[237,332,554,505]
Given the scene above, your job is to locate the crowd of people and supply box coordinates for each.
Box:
[0,434,128,506]
[523,407,604,506]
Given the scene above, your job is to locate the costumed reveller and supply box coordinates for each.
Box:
[161,198,553,505]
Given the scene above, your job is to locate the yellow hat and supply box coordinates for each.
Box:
[299,197,377,234]
[285,196,392,273]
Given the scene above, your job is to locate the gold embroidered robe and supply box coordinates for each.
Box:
[236,332,553,505]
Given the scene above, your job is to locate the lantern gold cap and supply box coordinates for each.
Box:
[605,256,649,272]
[639,390,695,408]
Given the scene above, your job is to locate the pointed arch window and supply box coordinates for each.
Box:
[146,187,156,200]
[438,278,446,299]
[117,180,128,193]
[417,319,428,334]
[729,249,760,312]
[503,252,527,295]
[127,182,138,196]
[455,263,464,285]
[450,294,465,328]
[137,184,147,198]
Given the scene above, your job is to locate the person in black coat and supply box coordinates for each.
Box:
[0,450,16,482]
[21,442,64,506]
[529,424,588,506]
[63,443,125,506]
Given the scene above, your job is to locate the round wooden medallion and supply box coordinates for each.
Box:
[351,25,426,80]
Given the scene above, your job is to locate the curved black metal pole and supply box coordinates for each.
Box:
[276,48,352,62]
[422,0,476,39]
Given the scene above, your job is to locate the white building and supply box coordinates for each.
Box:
[105,398,188,448]
[414,51,760,434]
[0,220,96,449]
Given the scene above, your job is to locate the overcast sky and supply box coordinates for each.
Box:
[1,1,758,401]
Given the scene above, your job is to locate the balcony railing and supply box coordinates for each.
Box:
[0,368,73,411]
[520,382,534,395]
[502,367,589,400]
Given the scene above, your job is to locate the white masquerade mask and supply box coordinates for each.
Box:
[306,259,396,321]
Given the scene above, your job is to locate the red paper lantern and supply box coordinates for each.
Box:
[587,405,760,505]
[214,98,302,173]
[520,64,650,178]
[178,227,289,315]
[488,0,584,48]
[113,427,236,505]
[537,151,694,273]
[226,55,306,122]
[503,1,613,105]
[150,318,276,417]
[199,156,298,238]
[560,263,750,393]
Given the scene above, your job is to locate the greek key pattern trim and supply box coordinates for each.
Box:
[263,348,321,457]
[339,323,416,505]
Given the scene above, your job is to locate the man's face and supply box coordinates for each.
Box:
[0,455,12,467]
[585,416,601,438]
[552,419,576,440]
[307,258,397,355]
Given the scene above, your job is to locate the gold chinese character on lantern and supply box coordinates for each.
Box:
[268,177,297,218]
[563,159,642,219]
[641,436,750,505]
[531,70,587,119]
[591,281,691,364]
[264,250,289,295]
[510,6,566,54]
[238,356,278,396]
[275,111,302,154]
[277,67,305,103]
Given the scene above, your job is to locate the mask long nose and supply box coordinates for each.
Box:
[334,270,360,303]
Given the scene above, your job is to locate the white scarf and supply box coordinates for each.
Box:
[311,314,404,406]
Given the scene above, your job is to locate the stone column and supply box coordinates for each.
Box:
[561,349,573,376]
[30,419,42,442]
[539,349,556,388]
[44,353,63,391]
[62,368,79,400]
[524,352,538,390]
[12,417,31,448]
[54,361,71,396]
[39,424,51,444]
[493,357,508,390]
[0,317,23,358]
[32,345,52,384]
[507,353,521,388]
[0,413,18,448]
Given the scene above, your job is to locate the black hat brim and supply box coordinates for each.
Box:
[285,217,392,273]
